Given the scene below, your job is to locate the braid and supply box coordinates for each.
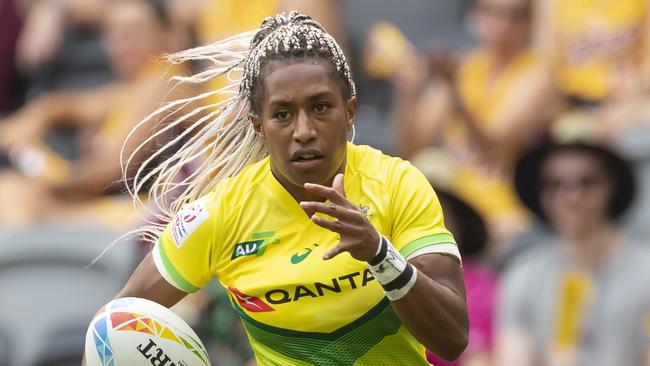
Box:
[112,11,355,251]
[242,11,355,112]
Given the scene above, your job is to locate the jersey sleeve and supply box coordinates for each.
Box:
[388,161,461,262]
[152,192,223,293]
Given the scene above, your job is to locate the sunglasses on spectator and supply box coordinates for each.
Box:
[540,173,608,194]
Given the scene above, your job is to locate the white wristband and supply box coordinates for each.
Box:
[368,236,417,300]
[385,269,417,301]
[368,236,407,285]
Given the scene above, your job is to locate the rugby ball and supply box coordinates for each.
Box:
[85,297,211,366]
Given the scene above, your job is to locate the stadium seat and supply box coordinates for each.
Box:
[0,225,136,366]
[32,325,88,366]
[33,319,87,366]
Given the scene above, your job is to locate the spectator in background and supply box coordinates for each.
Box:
[14,0,114,97]
[0,0,186,229]
[536,0,647,104]
[390,0,557,244]
[413,154,498,366]
[535,0,650,139]
[496,139,650,366]
[426,188,497,366]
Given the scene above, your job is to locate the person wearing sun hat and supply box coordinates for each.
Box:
[495,131,650,366]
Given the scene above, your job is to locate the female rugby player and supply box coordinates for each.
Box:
[91,11,468,365]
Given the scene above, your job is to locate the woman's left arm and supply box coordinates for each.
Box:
[394,253,468,361]
[301,174,469,361]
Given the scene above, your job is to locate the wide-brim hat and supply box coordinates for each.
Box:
[514,141,636,221]
[434,188,489,257]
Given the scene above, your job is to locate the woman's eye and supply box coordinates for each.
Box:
[274,111,290,120]
[313,103,329,113]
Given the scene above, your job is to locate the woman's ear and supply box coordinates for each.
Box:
[346,96,358,131]
[250,113,265,137]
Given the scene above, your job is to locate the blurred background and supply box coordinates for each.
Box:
[1,0,650,365]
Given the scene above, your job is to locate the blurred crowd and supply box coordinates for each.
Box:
[1,0,650,365]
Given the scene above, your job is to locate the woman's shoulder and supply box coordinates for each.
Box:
[207,157,271,203]
[347,143,417,185]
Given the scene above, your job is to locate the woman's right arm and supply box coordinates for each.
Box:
[0,86,115,151]
[114,252,189,307]
[82,253,188,365]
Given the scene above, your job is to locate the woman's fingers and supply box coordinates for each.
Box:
[299,201,356,220]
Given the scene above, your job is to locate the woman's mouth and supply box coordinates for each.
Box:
[291,155,324,169]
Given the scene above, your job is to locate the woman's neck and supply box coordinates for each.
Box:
[269,160,346,204]
[284,183,325,203]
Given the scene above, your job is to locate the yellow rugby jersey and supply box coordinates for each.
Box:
[152,143,460,365]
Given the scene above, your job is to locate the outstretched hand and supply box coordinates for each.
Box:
[300,174,380,262]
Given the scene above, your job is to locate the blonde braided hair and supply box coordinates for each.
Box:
[120,11,355,245]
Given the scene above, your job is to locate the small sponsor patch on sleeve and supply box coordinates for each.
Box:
[171,198,210,248]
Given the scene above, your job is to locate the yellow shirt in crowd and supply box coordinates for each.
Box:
[443,48,540,224]
[549,0,647,101]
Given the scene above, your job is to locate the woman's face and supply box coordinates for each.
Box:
[539,149,614,237]
[471,0,531,52]
[252,58,356,191]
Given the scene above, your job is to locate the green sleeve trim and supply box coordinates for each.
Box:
[399,233,456,258]
[157,239,201,293]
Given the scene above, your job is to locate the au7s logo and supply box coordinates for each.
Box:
[231,231,280,260]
